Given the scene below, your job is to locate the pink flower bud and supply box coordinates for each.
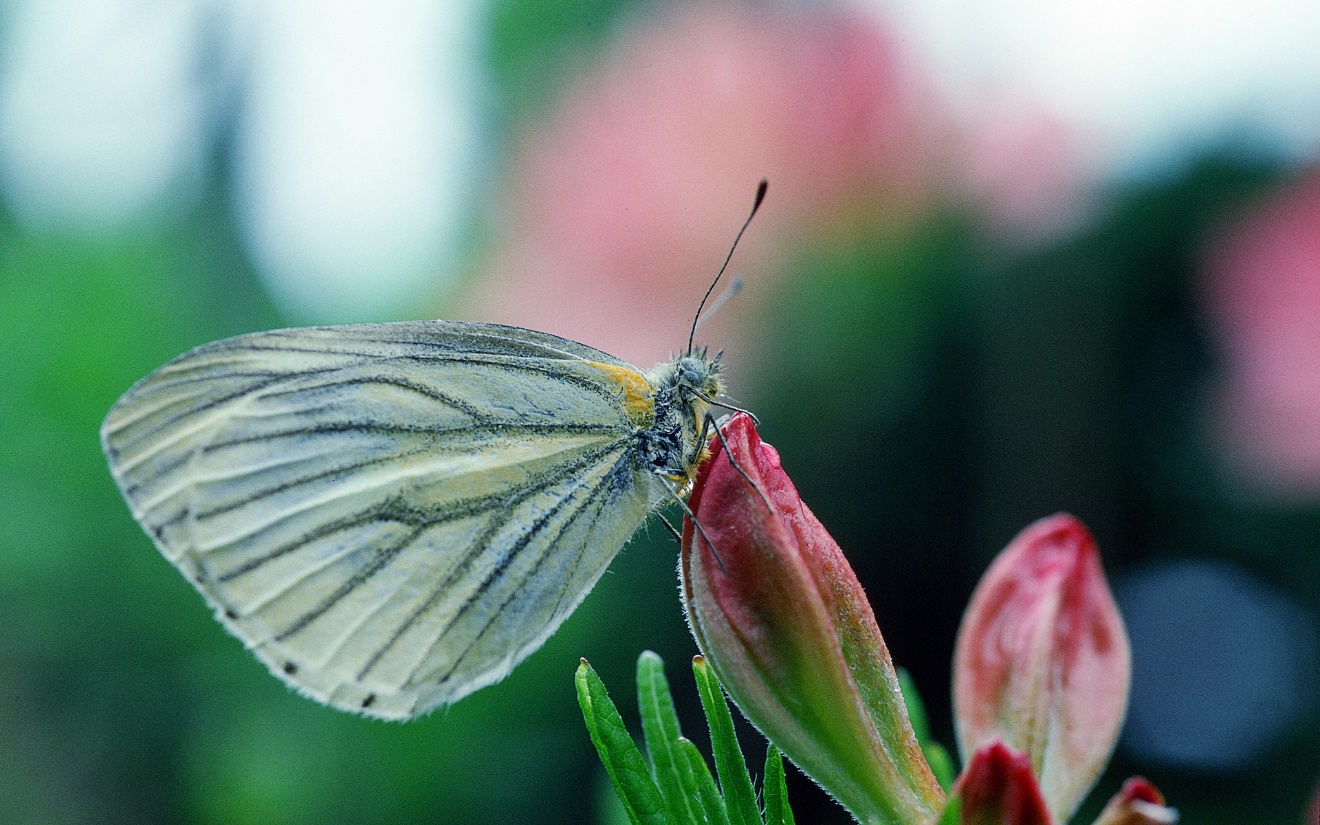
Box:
[954,741,1052,825]
[1092,777,1179,825]
[681,413,945,824]
[953,514,1131,823]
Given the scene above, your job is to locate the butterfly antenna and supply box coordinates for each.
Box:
[659,477,726,571]
[688,179,768,355]
[657,514,684,547]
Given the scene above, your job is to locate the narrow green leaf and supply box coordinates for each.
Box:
[594,773,637,825]
[897,668,957,791]
[692,656,761,825]
[762,745,795,825]
[897,668,932,743]
[936,796,962,825]
[637,651,708,824]
[923,741,957,793]
[679,737,731,825]
[577,659,671,825]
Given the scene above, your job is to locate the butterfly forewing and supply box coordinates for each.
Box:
[102,322,656,719]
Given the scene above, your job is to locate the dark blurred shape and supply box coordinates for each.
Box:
[1117,559,1318,771]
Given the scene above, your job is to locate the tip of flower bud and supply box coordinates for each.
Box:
[954,741,1051,825]
[1094,777,1179,825]
[1113,778,1163,806]
[954,513,1131,823]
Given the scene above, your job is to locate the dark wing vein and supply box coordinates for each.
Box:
[273,525,427,642]
[264,438,630,647]
[352,444,629,682]
[254,374,496,423]
[431,450,627,689]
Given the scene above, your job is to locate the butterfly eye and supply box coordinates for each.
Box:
[677,357,706,388]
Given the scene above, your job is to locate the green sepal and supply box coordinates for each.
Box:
[638,651,709,823]
[576,659,671,825]
[678,737,731,825]
[762,746,795,825]
[692,656,761,825]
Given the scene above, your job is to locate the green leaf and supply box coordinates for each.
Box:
[679,737,731,825]
[577,659,671,825]
[897,668,931,743]
[594,772,637,825]
[762,746,795,825]
[898,668,956,791]
[637,651,709,824]
[936,795,962,825]
[692,656,761,825]
[923,742,957,793]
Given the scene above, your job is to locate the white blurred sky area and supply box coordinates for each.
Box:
[0,0,485,323]
[875,0,1320,177]
[1,0,1319,320]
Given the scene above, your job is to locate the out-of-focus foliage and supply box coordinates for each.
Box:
[1,1,1317,823]
[488,0,637,118]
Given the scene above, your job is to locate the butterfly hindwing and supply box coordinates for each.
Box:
[102,322,655,718]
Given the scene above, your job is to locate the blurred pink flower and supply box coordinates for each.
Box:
[1202,168,1320,497]
[953,514,1131,823]
[954,105,1094,241]
[466,2,942,370]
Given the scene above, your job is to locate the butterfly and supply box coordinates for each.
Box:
[101,181,765,720]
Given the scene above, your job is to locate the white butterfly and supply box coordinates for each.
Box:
[103,181,766,720]
[102,321,724,719]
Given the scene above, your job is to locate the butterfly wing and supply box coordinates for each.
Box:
[102,321,654,719]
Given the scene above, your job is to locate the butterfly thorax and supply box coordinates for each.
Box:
[637,349,724,490]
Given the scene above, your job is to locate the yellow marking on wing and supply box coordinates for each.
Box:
[585,362,655,427]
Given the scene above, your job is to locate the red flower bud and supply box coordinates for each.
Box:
[1092,777,1179,825]
[681,413,945,824]
[953,514,1131,823]
[954,741,1052,825]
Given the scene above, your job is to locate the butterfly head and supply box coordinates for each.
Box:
[674,347,723,401]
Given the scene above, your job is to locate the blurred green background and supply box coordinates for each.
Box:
[1,1,1317,823]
